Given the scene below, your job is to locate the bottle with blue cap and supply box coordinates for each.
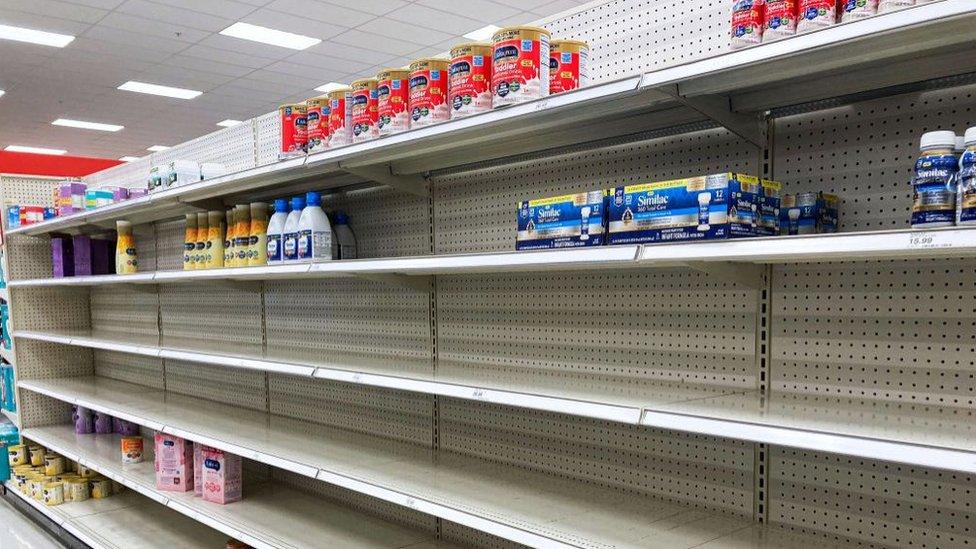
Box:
[282,195,304,261]
[266,198,289,263]
[297,191,334,262]
[333,211,357,260]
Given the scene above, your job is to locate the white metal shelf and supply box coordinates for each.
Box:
[1,345,14,364]
[17,375,832,549]
[1,408,17,425]
[21,426,455,549]
[3,480,228,549]
[0,287,8,301]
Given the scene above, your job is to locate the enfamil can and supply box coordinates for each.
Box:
[492,26,551,107]
[549,39,588,95]
[351,78,379,143]
[327,86,353,148]
[409,58,451,128]
[278,103,307,158]
[305,95,330,153]
[377,68,411,136]
[449,42,493,119]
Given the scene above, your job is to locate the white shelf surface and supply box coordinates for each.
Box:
[3,480,227,549]
[0,286,9,301]
[0,345,13,364]
[1,408,17,425]
[21,426,457,549]
[11,226,976,289]
[16,375,844,549]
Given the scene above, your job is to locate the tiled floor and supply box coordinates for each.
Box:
[0,494,65,549]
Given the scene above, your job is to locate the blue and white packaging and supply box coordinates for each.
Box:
[516,191,607,250]
[779,192,839,235]
[6,206,20,229]
[607,173,760,244]
[757,179,781,236]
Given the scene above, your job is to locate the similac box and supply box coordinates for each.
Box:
[607,173,760,244]
[757,179,782,236]
[516,191,607,250]
[154,433,193,492]
[201,447,242,505]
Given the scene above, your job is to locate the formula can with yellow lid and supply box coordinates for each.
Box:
[492,26,551,107]
[376,68,410,136]
[549,39,589,95]
[409,58,450,128]
[9,444,27,466]
[43,454,64,476]
[351,78,379,143]
[449,42,493,119]
[90,477,112,499]
[65,478,90,502]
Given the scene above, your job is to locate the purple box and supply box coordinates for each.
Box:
[109,187,129,201]
[58,183,86,216]
[128,188,148,199]
[51,236,74,277]
[92,238,114,275]
[72,235,93,276]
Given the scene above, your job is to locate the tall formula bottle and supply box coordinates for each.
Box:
[333,212,357,260]
[911,131,958,228]
[297,191,334,262]
[282,196,304,262]
[266,199,288,264]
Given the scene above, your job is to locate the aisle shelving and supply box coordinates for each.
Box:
[1,408,17,425]
[3,480,228,549]
[19,426,460,549]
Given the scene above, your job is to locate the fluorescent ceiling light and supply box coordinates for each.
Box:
[119,156,140,162]
[314,82,345,93]
[118,81,202,100]
[147,145,170,152]
[52,118,124,132]
[0,90,5,98]
[219,22,320,50]
[0,24,74,48]
[463,24,500,41]
[216,119,243,127]
[5,145,67,155]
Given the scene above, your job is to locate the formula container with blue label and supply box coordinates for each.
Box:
[957,127,976,225]
[911,131,958,228]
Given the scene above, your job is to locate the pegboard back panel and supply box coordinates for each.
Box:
[5,235,54,280]
[165,359,267,411]
[83,157,151,190]
[94,350,164,390]
[91,286,159,344]
[254,111,280,168]
[268,374,434,447]
[16,339,93,381]
[769,446,976,548]
[159,282,262,356]
[439,399,755,516]
[771,259,976,409]
[154,218,186,272]
[439,523,525,549]
[0,174,58,207]
[773,83,976,232]
[437,269,757,403]
[11,287,90,333]
[264,279,432,377]
[327,186,431,258]
[19,390,72,430]
[539,0,730,83]
[433,128,758,254]
[148,119,257,175]
[134,224,158,272]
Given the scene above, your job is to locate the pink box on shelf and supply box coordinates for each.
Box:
[154,433,194,492]
[201,447,242,504]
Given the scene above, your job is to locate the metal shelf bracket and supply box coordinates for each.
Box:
[355,273,433,292]
[339,164,429,197]
[679,261,765,289]
[660,85,767,148]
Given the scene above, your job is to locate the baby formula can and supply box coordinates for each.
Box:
[66,478,90,502]
[492,26,550,107]
[42,482,63,506]
[351,78,379,143]
[956,127,976,225]
[306,96,330,153]
[29,446,45,466]
[43,454,64,476]
[912,130,958,228]
[449,42,494,119]
[409,58,451,128]
[841,0,877,20]
[90,477,112,499]
[278,103,307,158]
[797,0,838,34]
[29,476,45,499]
[731,0,765,49]
[376,68,410,136]
[763,0,797,42]
[9,444,27,466]
[77,464,96,478]
[121,436,144,464]
[549,39,589,95]
[878,0,914,12]
[327,86,353,148]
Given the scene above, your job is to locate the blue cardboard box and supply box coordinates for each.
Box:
[607,173,760,244]
[516,191,607,250]
[757,179,781,237]
[780,192,839,235]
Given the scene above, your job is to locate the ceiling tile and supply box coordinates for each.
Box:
[196,33,299,60]
[385,4,489,36]
[341,22,450,49]
[180,42,280,69]
[140,0,257,19]
[162,55,257,78]
[241,8,347,41]
[530,0,588,17]
[243,68,324,89]
[4,0,109,23]
[116,0,234,32]
[299,41,396,65]
[282,51,373,74]
[318,0,408,16]
[412,0,520,24]
[69,36,175,63]
[135,64,236,91]
[62,0,126,8]
[83,23,194,54]
[266,0,375,28]
[98,12,211,43]
[491,0,560,9]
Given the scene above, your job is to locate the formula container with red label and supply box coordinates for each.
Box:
[278,103,307,158]
[449,43,493,119]
[305,96,329,153]
[797,0,838,33]
[841,0,877,19]
[327,86,353,148]
[878,0,912,12]
[492,26,550,107]
[351,78,379,143]
[549,39,588,95]
[377,68,410,136]
[763,0,797,42]
[409,58,450,128]
[731,0,765,49]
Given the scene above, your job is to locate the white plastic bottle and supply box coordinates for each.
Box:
[333,212,357,260]
[266,198,289,264]
[282,195,304,262]
[297,191,334,262]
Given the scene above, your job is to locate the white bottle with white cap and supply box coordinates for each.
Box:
[297,191,334,262]
[333,212,357,260]
[282,195,304,262]
[957,127,976,225]
[911,130,959,228]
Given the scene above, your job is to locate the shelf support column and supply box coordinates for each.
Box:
[339,164,429,197]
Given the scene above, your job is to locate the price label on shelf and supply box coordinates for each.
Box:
[907,231,953,250]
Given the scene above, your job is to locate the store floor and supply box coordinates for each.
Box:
[0,496,65,549]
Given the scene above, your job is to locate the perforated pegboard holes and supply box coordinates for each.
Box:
[91,286,158,343]
[94,350,164,390]
[12,286,90,333]
[6,234,55,281]
[19,390,71,429]
[774,83,976,232]
[158,282,262,356]
[327,186,431,258]
[166,359,267,411]
[769,446,976,548]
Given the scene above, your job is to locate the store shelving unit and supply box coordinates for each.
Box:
[4,1,976,548]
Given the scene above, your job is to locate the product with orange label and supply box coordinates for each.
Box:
[492,26,550,107]
[327,87,353,148]
[549,39,588,95]
[195,212,208,268]
[409,58,450,127]
[224,209,235,267]
[449,43,493,119]
[376,68,410,136]
[278,103,307,158]
[351,78,379,143]
[248,202,268,266]
[116,221,137,274]
[184,214,197,271]
[121,436,144,464]
[731,0,764,49]
[306,96,329,153]
[207,210,225,269]
[763,0,797,42]
[234,205,251,266]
